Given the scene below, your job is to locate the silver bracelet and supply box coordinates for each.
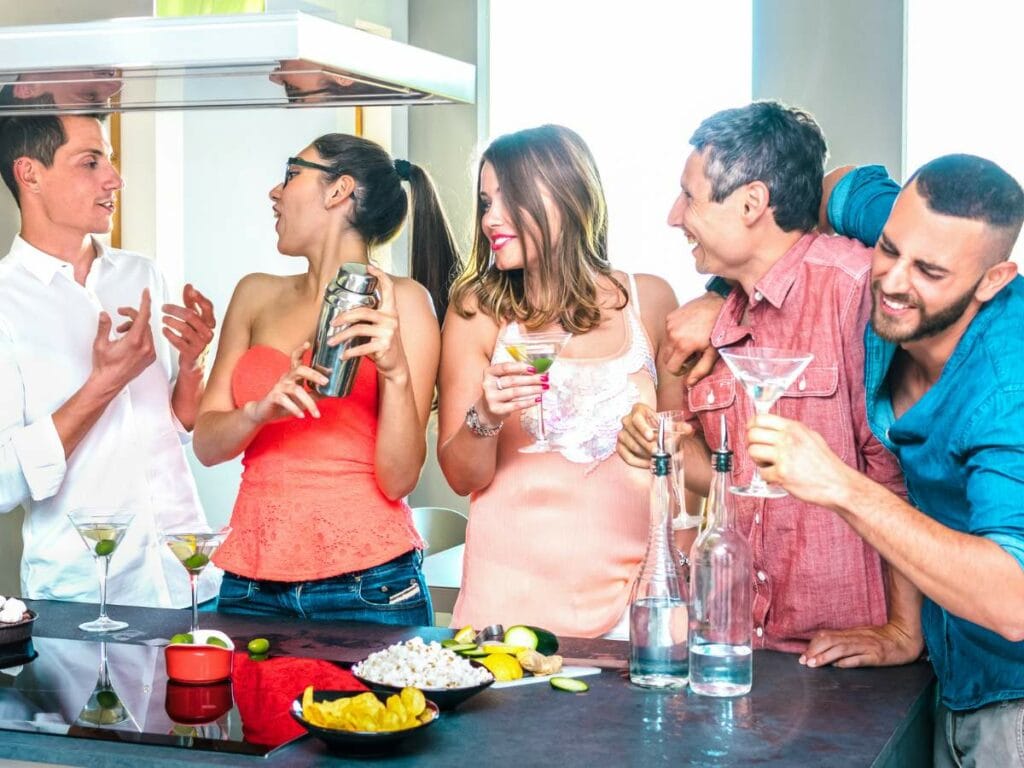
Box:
[465,405,503,438]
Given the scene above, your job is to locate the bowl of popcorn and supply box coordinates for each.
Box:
[0,596,35,646]
[351,637,494,710]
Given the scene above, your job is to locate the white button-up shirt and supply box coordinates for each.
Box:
[0,236,219,608]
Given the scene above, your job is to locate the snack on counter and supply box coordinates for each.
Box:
[0,597,29,624]
[300,685,434,732]
[352,637,494,689]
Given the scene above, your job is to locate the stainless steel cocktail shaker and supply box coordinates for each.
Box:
[310,263,379,397]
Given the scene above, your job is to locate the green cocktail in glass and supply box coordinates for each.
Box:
[501,328,572,454]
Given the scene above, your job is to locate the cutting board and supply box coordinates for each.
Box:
[491,665,601,689]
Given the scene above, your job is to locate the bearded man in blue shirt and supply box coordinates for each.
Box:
[745,154,1024,767]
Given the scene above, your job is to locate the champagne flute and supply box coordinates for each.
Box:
[719,347,814,498]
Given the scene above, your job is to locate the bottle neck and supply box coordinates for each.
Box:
[709,453,735,531]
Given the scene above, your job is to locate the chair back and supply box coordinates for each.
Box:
[411,506,468,554]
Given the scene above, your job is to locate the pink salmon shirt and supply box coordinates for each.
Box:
[687,233,906,653]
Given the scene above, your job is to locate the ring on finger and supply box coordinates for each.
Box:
[495,378,503,391]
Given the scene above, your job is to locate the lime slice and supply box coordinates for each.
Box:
[183,553,209,570]
[206,636,229,648]
[94,540,116,557]
[247,637,270,655]
[96,690,119,709]
[170,632,194,645]
[532,356,554,373]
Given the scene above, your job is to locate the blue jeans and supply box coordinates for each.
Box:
[216,550,433,626]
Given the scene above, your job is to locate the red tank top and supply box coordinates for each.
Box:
[212,345,422,581]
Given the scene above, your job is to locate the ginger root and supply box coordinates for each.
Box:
[516,649,563,676]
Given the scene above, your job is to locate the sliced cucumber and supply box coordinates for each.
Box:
[458,648,488,658]
[442,642,479,653]
[550,676,589,693]
[504,625,559,654]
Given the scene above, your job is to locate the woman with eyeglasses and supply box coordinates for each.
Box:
[192,134,459,624]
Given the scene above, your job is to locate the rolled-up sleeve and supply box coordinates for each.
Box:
[961,389,1024,572]
[0,324,67,510]
[828,165,900,248]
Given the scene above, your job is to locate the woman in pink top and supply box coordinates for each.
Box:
[192,134,459,624]
[438,125,684,638]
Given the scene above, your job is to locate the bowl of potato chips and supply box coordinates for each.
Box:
[289,686,439,752]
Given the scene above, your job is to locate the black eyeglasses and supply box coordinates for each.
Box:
[283,156,334,187]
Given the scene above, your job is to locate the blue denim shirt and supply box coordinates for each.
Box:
[834,166,1024,710]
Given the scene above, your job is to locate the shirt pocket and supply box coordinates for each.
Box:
[775,364,851,463]
[687,374,737,414]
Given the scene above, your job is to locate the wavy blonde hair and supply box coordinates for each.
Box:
[449,124,625,332]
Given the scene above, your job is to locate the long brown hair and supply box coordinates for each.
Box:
[449,124,625,332]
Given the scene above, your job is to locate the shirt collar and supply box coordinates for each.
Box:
[8,235,115,286]
[751,232,816,309]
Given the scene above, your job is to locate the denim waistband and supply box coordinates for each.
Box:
[224,549,421,586]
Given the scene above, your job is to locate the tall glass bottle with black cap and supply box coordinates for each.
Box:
[629,415,689,688]
[688,414,753,696]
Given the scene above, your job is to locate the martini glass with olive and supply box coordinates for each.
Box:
[163,528,231,633]
[500,328,573,453]
[75,641,134,729]
[68,508,135,632]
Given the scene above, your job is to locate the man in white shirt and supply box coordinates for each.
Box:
[0,113,220,608]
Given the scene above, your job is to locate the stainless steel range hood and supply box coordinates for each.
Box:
[0,11,476,115]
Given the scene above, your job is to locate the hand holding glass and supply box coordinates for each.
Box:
[719,347,813,498]
[500,328,572,453]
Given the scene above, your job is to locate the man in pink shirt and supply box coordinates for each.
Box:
[618,101,919,659]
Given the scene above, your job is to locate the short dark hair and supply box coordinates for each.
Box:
[909,153,1024,229]
[689,100,828,232]
[0,111,105,207]
[908,154,1024,264]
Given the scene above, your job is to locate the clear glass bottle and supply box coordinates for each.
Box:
[688,415,753,696]
[629,416,689,689]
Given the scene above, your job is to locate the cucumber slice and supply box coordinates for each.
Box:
[458,648,488,658]
[442,642,479,653]
[550,676,589,693]
[504,625,559,654]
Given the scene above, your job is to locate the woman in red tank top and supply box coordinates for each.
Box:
[192,134,459,625]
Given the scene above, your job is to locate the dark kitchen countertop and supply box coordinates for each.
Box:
[0,600,936,767]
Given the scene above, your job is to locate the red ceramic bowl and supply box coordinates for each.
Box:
[165,680,233,724]
[164,644,233,684]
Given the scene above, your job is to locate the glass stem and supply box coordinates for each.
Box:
[748,401,773,490]
[536,397,548,444]
[97,556,110,621]
[189,572,199,633]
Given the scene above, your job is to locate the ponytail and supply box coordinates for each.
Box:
[404,163,461,322]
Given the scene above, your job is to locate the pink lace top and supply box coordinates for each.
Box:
[212,345,422,581]
[453,275,659,637]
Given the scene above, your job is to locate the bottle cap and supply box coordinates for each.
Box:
[712,413,732,472]
[651,414,671,476]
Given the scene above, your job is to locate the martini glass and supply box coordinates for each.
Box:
[75,641,135,729]
[163,528,230,633]
[501,328,572,453]
[719,347,814,498]
[68,508,134,632]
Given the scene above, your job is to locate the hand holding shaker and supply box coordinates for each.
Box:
[310,263,379,397]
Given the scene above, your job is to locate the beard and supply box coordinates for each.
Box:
[870,277,982,343]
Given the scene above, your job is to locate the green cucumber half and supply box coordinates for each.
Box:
[503,625,559,654]
[550,676,589,693]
